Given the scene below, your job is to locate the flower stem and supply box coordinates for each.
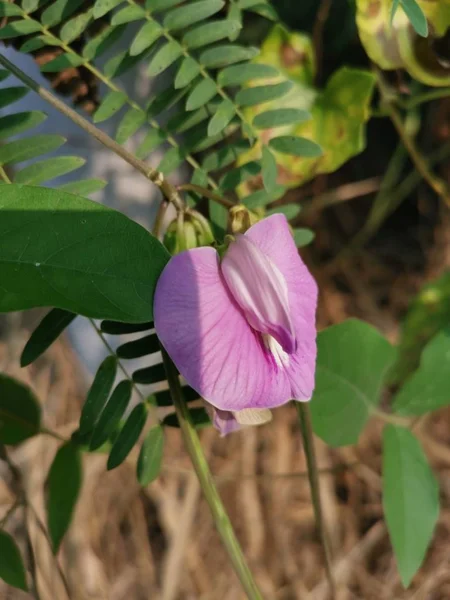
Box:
[296,403,336,598]
[161,349,263,600]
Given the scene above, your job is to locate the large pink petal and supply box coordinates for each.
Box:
[154,247,292,411]
[246,215,318,400]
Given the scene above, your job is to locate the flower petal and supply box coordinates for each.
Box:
[245,214,318,401]
[221,234,296,353]
[153,247,292,411]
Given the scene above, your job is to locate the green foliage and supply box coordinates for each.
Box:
[0,186,169,321]
[79,356,118,436]
[163,407,211,429]
[137,425,164,486]
[21,309,76,367]
[310,320,396,447]
[89,380,132,451]
[383,426,439,587]
[0,374,41,445]
[0,531,28,591]
[391,272,450,385]
[46,442,82,553]
[107,403,148,470]
[392,330,450,415]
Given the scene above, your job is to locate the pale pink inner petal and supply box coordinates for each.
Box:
[154,247,293,412]
[245,214,318,401]
[221,234,296,353]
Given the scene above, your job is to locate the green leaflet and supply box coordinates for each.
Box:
[186,79,217,111]
[21,308,76,366]
[93,90,127,123]
[92,0,124,19]
[107,404,148,470]
[383,426,439,587]
[200,44,259,68]
[46,442,82,552]
[0,374,41,445]
[130,21,162,56]
[183,19,241,49]
[14,156,85,185]
[207,99,235,136]
[40,53,84,72]
[0,135,65,166]
[137,425,164,485]
[175,57,201,89]
[236,81,293,107]
[147,41,182,77]
[163,0,224,30]
[310,320,397,446]
[115,109,146,145]
[111,4,146,25]
[0,111,46,140]
[0,532,28,591]
[269,135,322,158]
[79,356,118,435]
[89,380,132,450]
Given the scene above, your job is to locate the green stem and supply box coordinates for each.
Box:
[178,184,234,208]
[398,87,450,109]
[161,350,264,600]
[377,72,450,208]
[296,403,336,599]
[0,53,184,211]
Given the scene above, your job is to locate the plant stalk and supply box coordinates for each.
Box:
[161,349,264,600]
[296,403,336,599]
[0,53,183,212]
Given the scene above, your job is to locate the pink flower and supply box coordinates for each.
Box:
[154,214,318,434]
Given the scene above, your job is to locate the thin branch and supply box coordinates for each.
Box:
[312,0,333,84]
[296,403,336,599]
[88,319,147,404]
[0,53,184,211]
[161,349,263,600]
[377,71,450,207]
[178,184,234,209]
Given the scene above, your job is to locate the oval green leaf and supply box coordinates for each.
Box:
[89,380,132,451]
[183,19,241,49]
[107,403,148,470]
[200,44,259,68]
[310,319,396,447]
[236,80,293,107]
[137,424,164,485]
[163,0,223,30]
[147,41,182,77]
[46,442,82,553]
[0,135,65,166]
[393,329,450,415]
[79,355,118,435]
[269,136,323,158]
[0,186,170,321]
[207,99,235,136]
[93,90,127,123]
[253,108,310,129]
[21,308,76,367]
[0,374,41,445]
[383,425,438,587]
[186,78,217,111]
[14,156,85,185]
[0,531,28,591]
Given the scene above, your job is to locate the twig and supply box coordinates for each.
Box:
[377,71,450,207]
[0,53,184,211]
[153,201,169,240]
[161,349,264,600]
[312,0,333,84]
[296,404,336,599]
[178,184,234,209]
[301,177,381,216]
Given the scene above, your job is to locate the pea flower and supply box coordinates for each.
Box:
[154,214,318,434]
